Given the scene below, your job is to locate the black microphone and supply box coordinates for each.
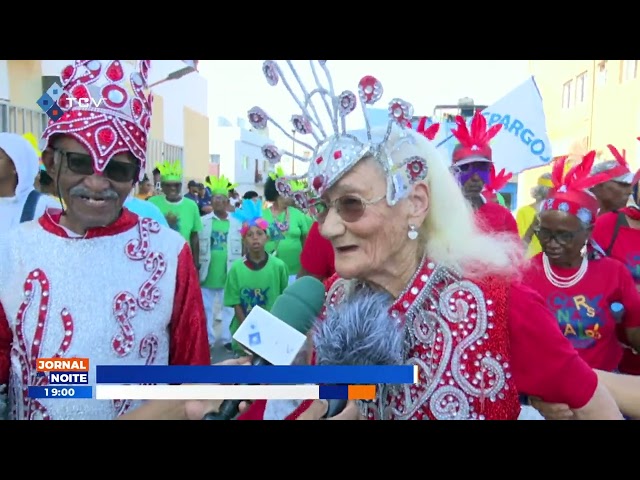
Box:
[204,276,326,420]
[313,287,406,418]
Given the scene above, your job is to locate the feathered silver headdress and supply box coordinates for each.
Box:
[247,61,430,213]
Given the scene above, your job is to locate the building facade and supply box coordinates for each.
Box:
[0,60,210,182]
[210,117,276,196]
[517,60,640,206]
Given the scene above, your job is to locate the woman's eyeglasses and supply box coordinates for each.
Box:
[534,227,582,245]
[312,194,385,224]
[56,149,139,183]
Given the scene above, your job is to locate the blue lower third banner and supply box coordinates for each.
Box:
[28,386,93,399]
[96,365,417,384]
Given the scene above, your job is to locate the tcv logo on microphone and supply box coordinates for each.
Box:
[233,306,309,366]
[248,324,262,347]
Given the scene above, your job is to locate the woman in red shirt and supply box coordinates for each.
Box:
[523,152,640,372]
[591,144,640,374]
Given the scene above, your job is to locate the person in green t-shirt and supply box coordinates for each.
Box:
[224,199,289,355]
[262,168,310,283]
[148,160,202,267]
[200,174,238,350]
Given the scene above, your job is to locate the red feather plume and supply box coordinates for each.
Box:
[416,117,440,140]
[606,143,640,185]
[484,168,513,195]
[551,151,613,193]
[406,117,440,141]
[451,111,502,149]
[607,144,629,169]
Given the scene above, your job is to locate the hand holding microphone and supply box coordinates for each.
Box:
[184,356,253,420]
[203,276,326,420]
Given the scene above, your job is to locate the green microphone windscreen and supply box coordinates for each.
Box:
[269,276,326,335]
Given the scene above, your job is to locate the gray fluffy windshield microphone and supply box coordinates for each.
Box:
[313,287,407,417]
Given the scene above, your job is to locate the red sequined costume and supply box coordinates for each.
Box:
[237,61,598,421]
[240,257,599,420]
[0,60,210,420]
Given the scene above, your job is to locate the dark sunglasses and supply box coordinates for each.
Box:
[312,194,385,224]
[534,227,583,245]
[456,162,492,173]
[56,149,138,183]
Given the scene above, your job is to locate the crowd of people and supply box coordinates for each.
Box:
[0,59,639,420]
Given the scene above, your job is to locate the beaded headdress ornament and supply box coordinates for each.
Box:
[232,199,269,236]
[206,174,238,197]
[450,111,502,166]
[156,160,183,182]
[541,151,613,224]
[268,165,307,192]
[248,60,430,213]
[482,167,512,204]
[268,165,287,181]
[41,60,153,182]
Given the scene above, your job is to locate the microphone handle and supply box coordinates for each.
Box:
[203,400,240,420]
[203,355,270,420]
[323,399,348,419]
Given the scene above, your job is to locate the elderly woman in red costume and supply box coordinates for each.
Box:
[232,60,624,421]
[449,114,518,236]
[0,60,210,420]
[592,143,640,376]
[590,144,638,216]
[522,152,640,374]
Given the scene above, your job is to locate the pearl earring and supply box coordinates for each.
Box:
[408,224,418,240]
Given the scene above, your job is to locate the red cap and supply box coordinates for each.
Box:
[451,111,502,165]
[541,151,612,224]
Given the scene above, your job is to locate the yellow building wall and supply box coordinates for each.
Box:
[182,106,209,181]
[590,63,640,164]
[530,60,594,145]
[7,60,43,108]
[148,93,164,142]
[518,60,640,207]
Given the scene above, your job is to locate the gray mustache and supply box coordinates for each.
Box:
[69,185,119,200]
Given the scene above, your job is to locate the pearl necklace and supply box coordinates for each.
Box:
[542,253,589,289]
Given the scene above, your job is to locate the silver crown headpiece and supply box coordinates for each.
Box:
[247,60,429,212]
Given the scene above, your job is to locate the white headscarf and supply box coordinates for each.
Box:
[0,132,40,199]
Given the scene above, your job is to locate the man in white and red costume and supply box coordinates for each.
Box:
[450,113,519,236]
[0,60,210,420]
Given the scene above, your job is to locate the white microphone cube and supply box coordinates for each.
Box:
[232,306,309,366]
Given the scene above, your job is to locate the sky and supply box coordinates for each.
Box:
[199,60,531,164]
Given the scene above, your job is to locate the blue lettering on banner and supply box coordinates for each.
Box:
[481,111,551,164]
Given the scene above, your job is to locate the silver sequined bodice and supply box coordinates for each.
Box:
[0,218,186,420]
